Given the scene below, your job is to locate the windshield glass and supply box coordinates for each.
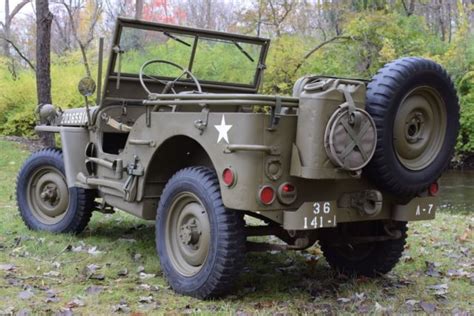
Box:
[115,26,263,86]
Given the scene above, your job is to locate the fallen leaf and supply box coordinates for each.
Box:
[86,264,101,273]
[18,290,34,300]
[85,285,103,295]
[89,273,105,281]
[337,297,351,304]
[456,226,472,243]
[374,302,390,313]
[45,296,60,303]
[112,300,130,313]
[447,269,470,278]
[425,261,441,277]
[460,247,470,256]
[46,289,59,298]
[87,246,104,256]
[0,307,15,315]
[137,283,160,291]
[72,245,83,252]
[43,271,60,277]
[139,272,155,279]
[56,308,73,316]
[354,292,366,301]
[138,296,153,304]
[405,299,419,306]
[16,308,30,316]
[427,283,448,296]
[66,298,85,308]
[420,301,436,313]
[0,263,15,271]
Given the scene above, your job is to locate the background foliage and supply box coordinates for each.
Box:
[0,0,473,156]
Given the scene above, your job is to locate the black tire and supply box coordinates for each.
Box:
[320,221,407,276]
[365,57,460,197]
[156,166,246,299]
[16,148,95,234]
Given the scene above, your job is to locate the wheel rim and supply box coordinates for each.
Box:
[165,192,211,277]
[26,167,69,225]
[393,86,447,171]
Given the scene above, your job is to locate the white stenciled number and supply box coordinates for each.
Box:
[428,204,434,214]
[313,201,331,214]
[313,202,320,214]
[307,202,334,229]
[323,202,331,214]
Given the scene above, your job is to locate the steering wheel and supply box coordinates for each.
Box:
[139,59,202,96]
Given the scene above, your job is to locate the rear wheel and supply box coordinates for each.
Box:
[320,221,407,276]
[156,166,246,299]
[16,148,95,234]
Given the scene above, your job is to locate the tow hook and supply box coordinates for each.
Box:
[339,189,383,216]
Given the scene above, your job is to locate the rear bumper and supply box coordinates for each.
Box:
[282,196,436,230]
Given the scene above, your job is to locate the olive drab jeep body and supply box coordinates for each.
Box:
[17,18,460,299]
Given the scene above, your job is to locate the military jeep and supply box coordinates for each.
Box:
[17,18,459,299]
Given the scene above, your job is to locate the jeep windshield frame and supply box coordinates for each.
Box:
[100,17,270,108]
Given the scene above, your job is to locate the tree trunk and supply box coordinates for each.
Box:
[135,0,144,19]
[2,0,11,58]
[35,0,55,147]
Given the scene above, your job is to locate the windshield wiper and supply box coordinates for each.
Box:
[233,41,255,63]
[164,32,191,47]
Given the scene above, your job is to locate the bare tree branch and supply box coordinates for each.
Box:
[0,35,36,71]
[58,0,102,77]
[7,0,31,24]
[292,35,354,75]
[401,0,415,16]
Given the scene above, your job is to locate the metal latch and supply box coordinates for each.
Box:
[194,106,210,135]
[123,155,144,201]
[267,96,282,131]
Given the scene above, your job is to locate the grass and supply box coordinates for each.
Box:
[0,139,472,314]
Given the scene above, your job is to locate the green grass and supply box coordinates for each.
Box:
[0,139,472,314]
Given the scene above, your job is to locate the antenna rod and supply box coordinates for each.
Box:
[96,37,104,105]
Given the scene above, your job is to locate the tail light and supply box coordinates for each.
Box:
[222,168,236,187]
[258,185,275,205]
[429,182,439,196]
[278,182,297,205]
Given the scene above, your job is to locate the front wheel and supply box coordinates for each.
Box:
[16,148,95,234]
[156,166,246,299]
[320,221,407,276]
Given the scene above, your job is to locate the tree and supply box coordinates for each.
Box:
[1,0,30,57]
[36,0,55,147]
[0,0,34,76]
[58,0,103,77]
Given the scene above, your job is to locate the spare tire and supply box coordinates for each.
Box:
[364,57,459,197]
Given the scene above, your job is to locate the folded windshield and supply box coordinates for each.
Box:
[115,27,264,86]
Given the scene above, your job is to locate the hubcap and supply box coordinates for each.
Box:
[393,86,447,170]
[166,192,210,276]
[27,167,69,224]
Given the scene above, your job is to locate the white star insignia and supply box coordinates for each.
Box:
[214,115,232,144]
